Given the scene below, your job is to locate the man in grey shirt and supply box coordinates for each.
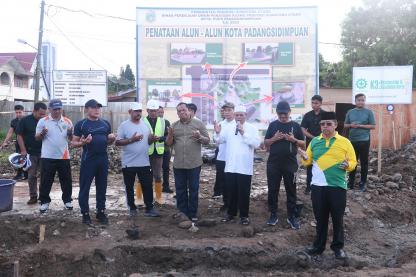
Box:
[116,102,159,217]
[166,102,210,221]
[344,93,376,191]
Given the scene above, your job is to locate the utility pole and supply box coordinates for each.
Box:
[35,0,45,102]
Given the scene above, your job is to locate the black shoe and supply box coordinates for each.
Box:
[334,249,347,260]
[162,187,174,193]
[287,217,300,230]
[266,213,278,226]
[305,246,323,256]
[82,213,92,225]
[144,208,160,217]
[221,214,234,222]
[212,194,222,199]
[96,210,109,225]
[359,182,366,192]
[240,217,250,225]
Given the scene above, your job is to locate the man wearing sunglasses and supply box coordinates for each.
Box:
[299,111,357,260]
[264,101,305,229]
[116,102,159,218]
[301,95,325,194]
[344,93,376,192]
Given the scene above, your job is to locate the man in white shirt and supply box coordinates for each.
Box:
[35,99,73,213]
[115,102,160,217]
[215,105,261,225]
[213,102,236,212]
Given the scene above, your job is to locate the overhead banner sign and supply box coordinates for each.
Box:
[136,7,318,128]
[52,70,107,106]
[353,66,413,104]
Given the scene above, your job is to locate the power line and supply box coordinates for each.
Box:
[319,41,344,46]
[46,4,135,22]
[46,14,117,76]
[43,29,135,45]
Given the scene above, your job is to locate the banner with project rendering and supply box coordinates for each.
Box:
[136,7,318,128]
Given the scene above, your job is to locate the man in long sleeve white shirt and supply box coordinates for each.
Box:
[213,102,236,211]
[214,105,261,225]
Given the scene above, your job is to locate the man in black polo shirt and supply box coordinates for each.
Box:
[0,104,27,180]
[300,95,325,194]
[16,102,47,204]
[264,101,305,229]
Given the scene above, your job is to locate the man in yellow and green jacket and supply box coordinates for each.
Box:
[300,111,356,260]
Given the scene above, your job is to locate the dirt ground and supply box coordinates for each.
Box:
[1,147,416,276]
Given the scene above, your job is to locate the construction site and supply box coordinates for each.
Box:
[0,140,416,276]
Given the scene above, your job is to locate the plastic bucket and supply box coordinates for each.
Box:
[0,179,16,212]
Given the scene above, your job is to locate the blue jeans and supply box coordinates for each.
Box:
[173,166,201,219]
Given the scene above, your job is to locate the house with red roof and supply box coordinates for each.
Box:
[0,52,37,101]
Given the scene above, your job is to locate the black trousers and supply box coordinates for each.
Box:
[162,149,171,189]
[214,160,227,202]
[122,166,154,211]
[311,186,346,252]
[267,163,297,218]
[39,158,72,204]
[348,140,370,185]
[306,166,312,190]
[225,172,252,218]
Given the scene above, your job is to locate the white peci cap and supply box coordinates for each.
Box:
[130,102,143,111]
[234,105,247,113]
[146,99,159,110]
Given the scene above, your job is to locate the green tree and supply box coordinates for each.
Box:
[319,54,352,88]
[341,0,416,86]
[124,64,135,87]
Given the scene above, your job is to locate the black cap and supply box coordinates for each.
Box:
[84,99,102,108]
[276,101,291,113]
[49,99,63,109]
[321,112,337,121]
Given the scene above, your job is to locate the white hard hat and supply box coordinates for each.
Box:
[146,99,159,110]
[8,153,31,170]
[130,102,143,111]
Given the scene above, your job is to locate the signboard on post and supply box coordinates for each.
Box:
[52,70,107,106]
[353,66,413,104]
[353,66,413,174]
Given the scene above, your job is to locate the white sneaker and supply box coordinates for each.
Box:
[40,203,49,213]
[64,202,73,210]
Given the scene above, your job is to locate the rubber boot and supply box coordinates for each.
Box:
[155,181,163,204]
[136,182,143,201]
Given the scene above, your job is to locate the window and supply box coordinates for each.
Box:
[1,72,11,85]
[14,76,28,88]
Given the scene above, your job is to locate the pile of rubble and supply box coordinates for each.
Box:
[365,136,416,194]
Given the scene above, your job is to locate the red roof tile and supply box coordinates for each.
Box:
[0,52,36,72]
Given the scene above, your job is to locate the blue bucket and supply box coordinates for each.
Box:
[0,179,16,212]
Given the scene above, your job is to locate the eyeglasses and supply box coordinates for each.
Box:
[320,121,334,127]
[133,110,142,112]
